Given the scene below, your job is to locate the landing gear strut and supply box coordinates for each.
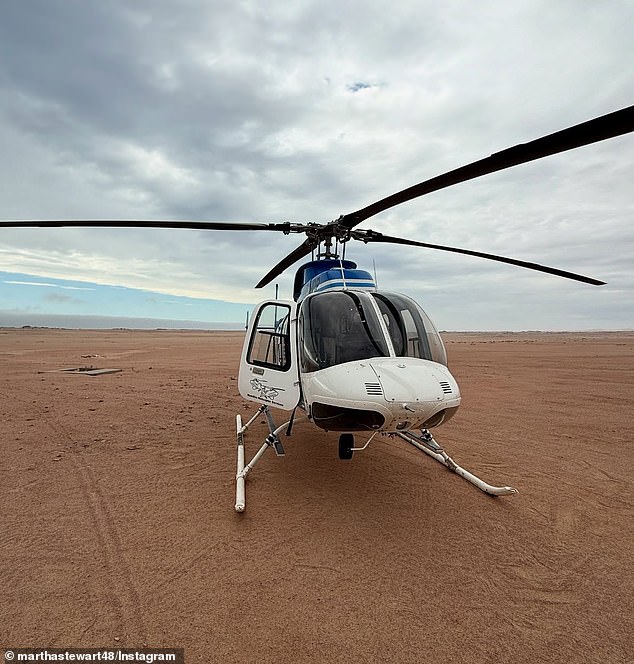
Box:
[235,405,306,513]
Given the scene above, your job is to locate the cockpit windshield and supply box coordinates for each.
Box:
[299,291,389,372]
[371,292,447,366]
[299,290,448,371]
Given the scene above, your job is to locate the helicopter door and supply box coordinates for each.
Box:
[238,300,301,411]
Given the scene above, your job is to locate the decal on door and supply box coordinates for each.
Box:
[248,378,286,406]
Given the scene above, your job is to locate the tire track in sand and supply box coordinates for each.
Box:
[32,404,149,647]
[69,453,149,646]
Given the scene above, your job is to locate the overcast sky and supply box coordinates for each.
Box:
[0,0,632,330]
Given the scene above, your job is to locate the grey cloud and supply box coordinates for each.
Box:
[43,292,84,304]
[0,0,632,329]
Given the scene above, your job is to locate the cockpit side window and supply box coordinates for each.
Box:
[299,291,389,371]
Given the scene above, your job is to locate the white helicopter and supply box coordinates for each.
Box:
[3,105,633,512]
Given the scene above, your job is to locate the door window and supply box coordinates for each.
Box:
[247,303,291,371]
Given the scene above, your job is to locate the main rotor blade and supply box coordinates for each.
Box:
[1,217,314,289]
[340,105,634,229]
[0,219,291,232]
[255,238,315,288]
[357,232,605,285]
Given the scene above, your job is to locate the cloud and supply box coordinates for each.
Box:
[0,0,632,329]
[4,280,95,291]
[43,292,84,305]
[346,82,377,93]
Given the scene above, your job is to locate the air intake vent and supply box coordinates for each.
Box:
[365,382,383,396]
[439,381,453,394]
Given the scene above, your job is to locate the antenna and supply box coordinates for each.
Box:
[373,258,378,289]
[275,283,279,299]
[338,257,348,290]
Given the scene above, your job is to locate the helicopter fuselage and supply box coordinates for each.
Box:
[238,259,461,434]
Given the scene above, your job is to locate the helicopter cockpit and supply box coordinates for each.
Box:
[299,290,447,372]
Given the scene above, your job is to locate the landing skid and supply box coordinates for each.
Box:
[396,429,518,497]
[235,405,305,513]
[235,408,517,512]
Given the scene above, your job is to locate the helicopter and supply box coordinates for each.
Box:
[2,104,633,512]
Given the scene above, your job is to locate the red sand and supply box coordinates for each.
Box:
[1,329,632,663]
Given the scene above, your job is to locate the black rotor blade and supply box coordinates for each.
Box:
[0,219,291,232]
[357,232,605,285]
[340,105,634,229]
[255,238,315,288]
[0,217,314,289]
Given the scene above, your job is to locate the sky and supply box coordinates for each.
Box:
[0,0,632,331]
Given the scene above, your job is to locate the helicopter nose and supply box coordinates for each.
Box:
[369,359,458,402]
[368,358,461,429]
[303,358,460,432]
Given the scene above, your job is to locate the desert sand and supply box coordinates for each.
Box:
[1,329,632,663]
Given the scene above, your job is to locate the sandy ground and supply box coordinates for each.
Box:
[1,328,632,663]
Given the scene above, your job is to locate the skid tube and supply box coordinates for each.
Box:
[235,405,305,513]
[396,429,518,497]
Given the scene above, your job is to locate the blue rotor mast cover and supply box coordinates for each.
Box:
[293,259,376,301]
